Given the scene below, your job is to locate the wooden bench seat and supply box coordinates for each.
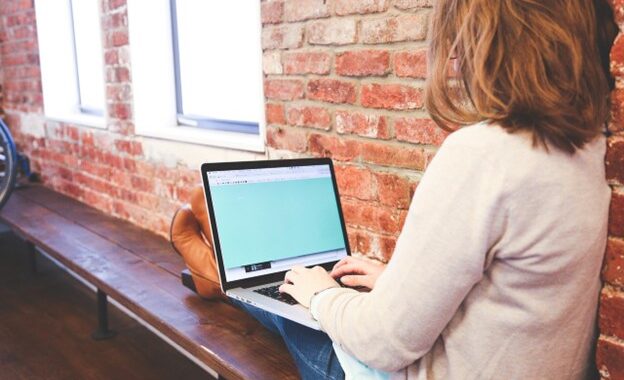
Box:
[0,185,298,380]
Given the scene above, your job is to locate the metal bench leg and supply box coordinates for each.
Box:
[25,241,37,274]
[92,289,117,340]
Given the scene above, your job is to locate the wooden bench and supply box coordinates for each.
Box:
[0,185,298,380]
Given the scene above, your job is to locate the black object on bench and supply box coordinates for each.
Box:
[181,268,198,292]
[0,185,298,380]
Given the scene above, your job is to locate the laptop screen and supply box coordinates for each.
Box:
[206,164,348,282]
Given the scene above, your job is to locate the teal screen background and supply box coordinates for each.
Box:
[211,177,346,269]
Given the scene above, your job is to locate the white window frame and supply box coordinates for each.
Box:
[127,0,266,153]
[35,0,106,128]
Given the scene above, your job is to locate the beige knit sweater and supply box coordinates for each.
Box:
[315,123,610,379]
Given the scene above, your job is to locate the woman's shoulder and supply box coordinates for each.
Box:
[444,121,605,158]
[443,122,529,151]
[438,121,607,190]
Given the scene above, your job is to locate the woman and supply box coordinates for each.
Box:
[172,0,618,378]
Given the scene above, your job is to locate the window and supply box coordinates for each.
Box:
[69,0,105,116]
[35,0,105,127]
[171,1,262,134]
[128,0,266,152]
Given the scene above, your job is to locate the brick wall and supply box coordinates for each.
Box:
[0,0,623,376]
[263,0,438,261]
[600,1,624,378]
[0,0,194,235]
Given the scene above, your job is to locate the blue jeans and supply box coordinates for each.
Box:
[230,299,345,380]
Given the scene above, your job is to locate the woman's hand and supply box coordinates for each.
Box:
[330,256,386,290]
[279,265,340,308]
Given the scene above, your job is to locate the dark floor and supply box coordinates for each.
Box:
[0,225,212,380]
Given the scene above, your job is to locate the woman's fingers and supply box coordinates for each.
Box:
[340,274,373,289]
[331,256,352,271]
[284,269,299,284]
[279,283,295,294]
[330,263,368,278]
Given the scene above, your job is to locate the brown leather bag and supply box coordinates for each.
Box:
[170,186,225,300]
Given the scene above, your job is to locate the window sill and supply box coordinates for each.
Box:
[45,112,106,129]
[136,124,266,153]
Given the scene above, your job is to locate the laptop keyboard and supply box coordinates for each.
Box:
[253,285,298,305]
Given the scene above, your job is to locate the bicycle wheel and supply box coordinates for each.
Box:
[0,118,18,210]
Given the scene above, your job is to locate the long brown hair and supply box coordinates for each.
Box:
[425,0,618,153]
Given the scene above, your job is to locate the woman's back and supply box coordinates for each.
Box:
[419,123,610,379]
[311,122,609,379]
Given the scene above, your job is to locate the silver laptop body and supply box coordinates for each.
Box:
[201,158,351,330]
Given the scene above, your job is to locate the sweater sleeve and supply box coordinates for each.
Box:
[315,136,507,372]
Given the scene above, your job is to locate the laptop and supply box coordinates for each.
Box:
[200,158,351,330]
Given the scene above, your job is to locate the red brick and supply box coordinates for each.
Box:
[116,67,130,82]
[114,139,143,156]
[177,168,199,187]
[342,198,404,234]
[361,141,426,170]
[130,175,154,193]
[332,0,389,15]
[56,178,83,199]
[394,49,427,78]
[347,227,373,255]
[377,234,397,262]
[102,151,124,169]
[64,125,79,141]
[102,12,127,29]
[307,79,357,104]
[175,185,193,203]
[266,103,286,125]
[596,337,624,379]
[108,102,132,120]
[75,172,115,195]
[335,110,390,139]
[263,51,283,75]
[612,34,624,77]
[307,19,358,45]
[600,289,624,339]
[361,13,429,44]
[361,83,423,110]
[604,237,624,286]
[122,157,137,172]
[261,1,283,24]
[283,52,331,75]
[283,0,329,22]
[81,160,112,178]
[611,88,624,132]
[336,50,390,77]
[262,24,305,50]
[335,165,376,201]
[285,105,331,129]
[308,133,361,161]
[395,117,449,146]
[82,188,113,212]
[106,0,126,11]
[393,0,433,9]
[110,30,129,47]
[609,191,624,237]
[108,120,134,135]
[264,79,305,100]
[106,84,132,101]
[266,125,308,152]
[375,172,416,209]
[613,0,624,25]
[607,136,624,183]
[118,188,138,203]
